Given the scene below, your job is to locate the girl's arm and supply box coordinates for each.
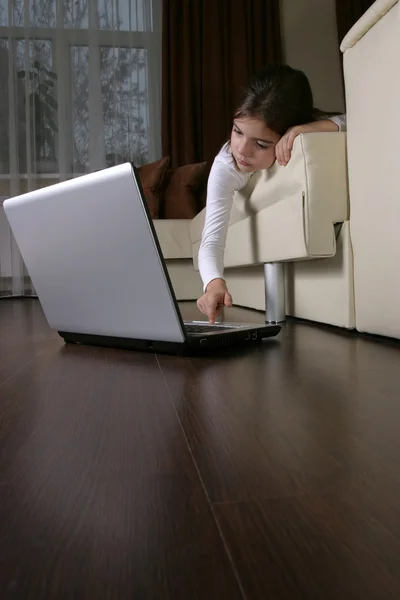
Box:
[276,114,347,166]
[198,152,249,291]
[327,114,347,132]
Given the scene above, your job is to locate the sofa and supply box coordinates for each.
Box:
[156,128,353,328]
[155,129,353,328]
[156,0,399,339]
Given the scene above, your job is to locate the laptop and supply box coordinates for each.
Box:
[3,163,280,354]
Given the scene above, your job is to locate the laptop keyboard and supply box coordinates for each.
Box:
[185,324,234,334]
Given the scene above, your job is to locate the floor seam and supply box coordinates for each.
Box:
[155,354,248,600]
[212,487,334,507]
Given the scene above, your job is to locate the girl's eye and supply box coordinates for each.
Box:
[256,142,269,150]
[233,127,242,135]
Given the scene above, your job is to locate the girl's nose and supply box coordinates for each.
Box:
[238,138,252,157]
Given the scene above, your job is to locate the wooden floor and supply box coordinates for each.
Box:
[1,299,400,599]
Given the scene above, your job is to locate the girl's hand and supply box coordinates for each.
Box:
[197,278,233,324]
[275,124,313,166]
[276,119,340,166]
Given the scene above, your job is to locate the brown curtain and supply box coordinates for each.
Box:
[336,0,376,45]
[162,0,282,168]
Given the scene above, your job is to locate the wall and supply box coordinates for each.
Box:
[280,0,345,112]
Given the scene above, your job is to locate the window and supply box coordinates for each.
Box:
[0,0,161,178]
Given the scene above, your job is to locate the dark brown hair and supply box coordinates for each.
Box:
[235,64,337,136]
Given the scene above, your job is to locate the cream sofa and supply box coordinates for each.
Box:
[156,131,354,329]
[341,0,400,338]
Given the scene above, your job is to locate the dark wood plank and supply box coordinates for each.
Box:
[0,298,55,385]
[0,321,243,599]
[215,486,400,599]
[158,321,400,503]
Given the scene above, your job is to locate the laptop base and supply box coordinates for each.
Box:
[59,324,281,356]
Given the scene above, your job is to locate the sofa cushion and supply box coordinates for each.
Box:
[164,162,208,219]
[153,219,193,260]
[137,157,170,218]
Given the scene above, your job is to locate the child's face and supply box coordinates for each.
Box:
[230,117,281,172]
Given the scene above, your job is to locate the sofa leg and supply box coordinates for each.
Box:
[264,262,286,323]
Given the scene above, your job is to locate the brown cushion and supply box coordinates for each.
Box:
[164,162,209,219]
[137,157,170,218]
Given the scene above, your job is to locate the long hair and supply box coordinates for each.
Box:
[234,65,339,136]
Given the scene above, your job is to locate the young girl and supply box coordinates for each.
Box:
[196,64,346,324]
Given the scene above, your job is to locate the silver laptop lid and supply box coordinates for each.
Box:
[4,163,186,344]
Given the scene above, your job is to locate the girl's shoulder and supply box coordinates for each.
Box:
[211,143,250,188]
[215,142,235,165]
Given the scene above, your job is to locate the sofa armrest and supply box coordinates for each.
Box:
[340,0,398,51]
[191,131,348,269]
[153,219,193,259]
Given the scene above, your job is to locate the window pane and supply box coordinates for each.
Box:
[0,39,58,174]
[12,0,24,25]
[71,46,89,172]
[101,47,148,166]
[71,45,149,170]
[12,0,56,27]
[64,0,89,29]
[29,0,56,27]
[98,0,147,31]
[15,39,58,173]
[0,38,58,174]
[0,0,8,26]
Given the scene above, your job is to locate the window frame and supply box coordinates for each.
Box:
[0,0,161,180]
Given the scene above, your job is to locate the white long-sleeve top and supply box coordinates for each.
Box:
[198,114,347,290]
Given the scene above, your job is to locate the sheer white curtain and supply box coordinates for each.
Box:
[0,0,161,297]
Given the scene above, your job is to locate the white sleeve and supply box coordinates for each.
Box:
[328,114,347,132]
[198,155,248,291]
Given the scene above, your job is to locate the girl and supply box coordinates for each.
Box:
[196,64,346,324]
